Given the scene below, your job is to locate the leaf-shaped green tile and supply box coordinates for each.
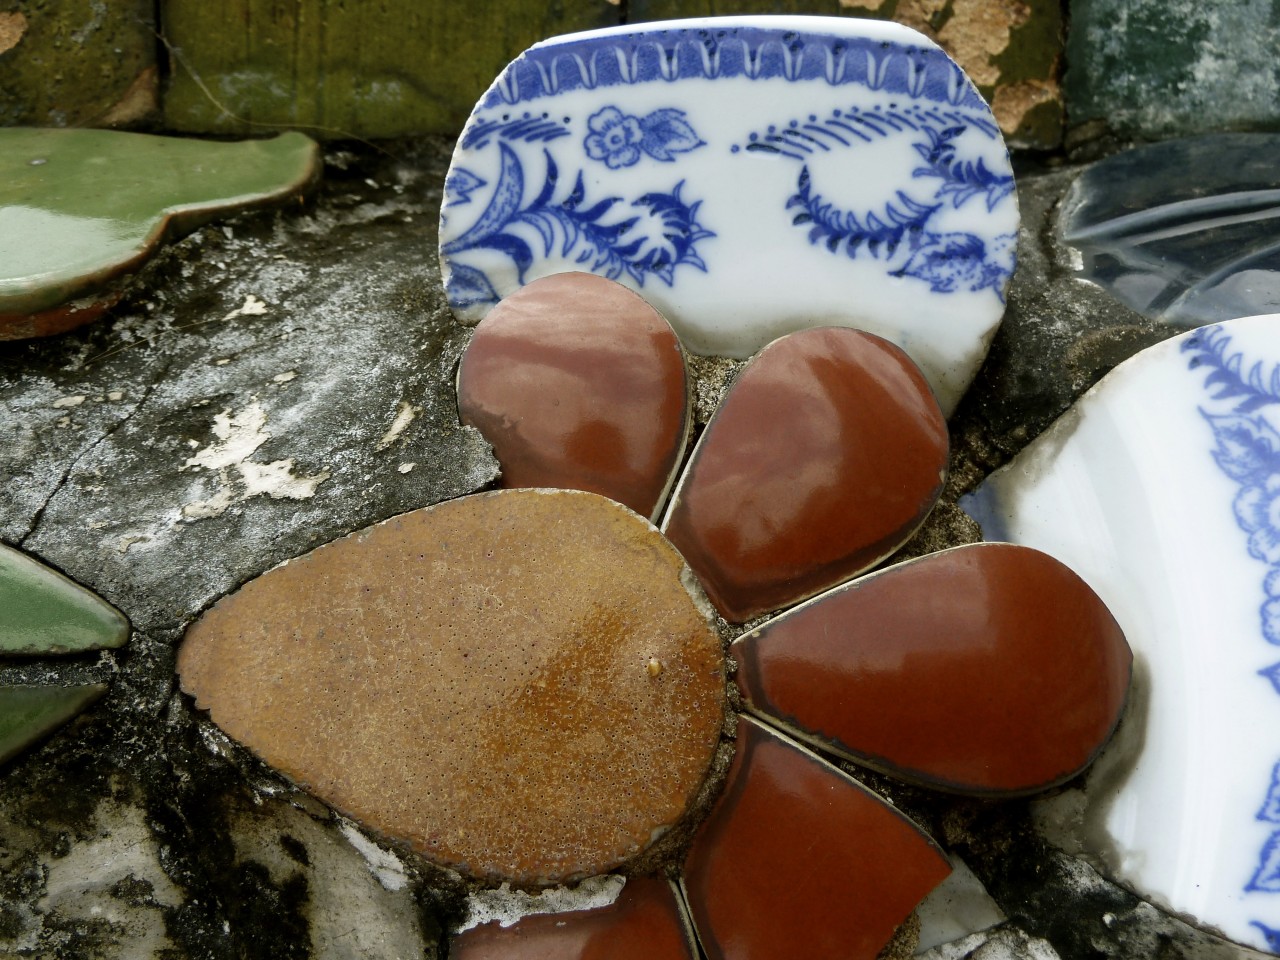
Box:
[0,684,107,765]
[0,128,320,339]
[0,544,129,655]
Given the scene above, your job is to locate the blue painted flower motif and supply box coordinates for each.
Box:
[1237,475,1280,566]
[585,107,705,168]
[585,107,646,169]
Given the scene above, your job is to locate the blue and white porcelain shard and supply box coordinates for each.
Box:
[439,16,1019,415]
[1060,134,1280,326]
[961,315,1280,954]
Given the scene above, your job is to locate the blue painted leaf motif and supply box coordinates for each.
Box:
[638,109,705,162]
[754,104,1014,296]
[1203,412,1280,483]
[445,262,500,309]
[444,168,486,207]
[1248,831,1280,892]
[1253,921,1280,951]
[1257,762,1280,823]
[442,144,714,309]
[1261,662,1280,696]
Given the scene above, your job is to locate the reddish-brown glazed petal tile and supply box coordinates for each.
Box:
[457,272,691,520]
[452,876,698,960]
[178,489,725,884]
[734,543,1133,795]
[682,716,951,960]
[661,327,947,622]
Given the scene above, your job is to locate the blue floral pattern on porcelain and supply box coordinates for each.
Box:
[1185,326,1280,913]
[439,16,1020,416]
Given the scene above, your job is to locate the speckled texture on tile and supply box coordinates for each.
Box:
[179,489,725,885]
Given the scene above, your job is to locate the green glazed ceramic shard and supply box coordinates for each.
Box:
[0,128,320,339]
[0,544,129,655]
[0,684,107,765]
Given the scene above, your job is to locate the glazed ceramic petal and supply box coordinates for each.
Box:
[963,315,1280,950]
[0,684,107,765]
[439,16,1018,414]
[457,272,690,520]
[734,543,1131,794]
[1060,134,1280,324]
[0,543,129,655]
[681,715,950,960]
[177,489,724,885]
[452,876,698,960]
[0,128,319,338]
[662,327,947,623]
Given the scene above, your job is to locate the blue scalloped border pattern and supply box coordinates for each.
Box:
[485,25,987,111]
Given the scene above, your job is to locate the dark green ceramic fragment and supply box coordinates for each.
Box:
[0,544,129,655]
[0,684,107,765]
[0,128,320,339]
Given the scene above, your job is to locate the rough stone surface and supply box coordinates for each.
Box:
[0,140,1252,960]
[0,0,158,129]
[160,0,618,139]
[1065,0,1280,141]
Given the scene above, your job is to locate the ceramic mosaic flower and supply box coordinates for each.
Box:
[176,271,1132,960]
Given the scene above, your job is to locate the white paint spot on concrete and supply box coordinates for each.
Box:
[376,401,419,451]
[107,390,124,401]
[52,395,86,408]
[398,462,415,474]
[222,293,269,321]
[181,400,330,519]
[461,875,625,932]
[272,370,298,383]
[337,821,410,892]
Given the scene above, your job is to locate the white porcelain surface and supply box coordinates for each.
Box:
[962,315,1280,953]
[439,16,1019,414]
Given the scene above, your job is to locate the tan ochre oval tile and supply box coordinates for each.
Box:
[178,489,725,885]
[457,272,690,521]
[662,327,947,622]
[452,875,697,960]
[735,543,1132,795]
[681,715,951,960]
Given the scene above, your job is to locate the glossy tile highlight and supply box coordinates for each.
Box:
[663,327,947,622]
[682,716,951,960]
[452,876,697,960]
[0,128,319,338]
[0,544,129,655]
[735,543,1131,794]
[440,16,1019,414]
[178,489,724,885]
[457,272,690,520]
